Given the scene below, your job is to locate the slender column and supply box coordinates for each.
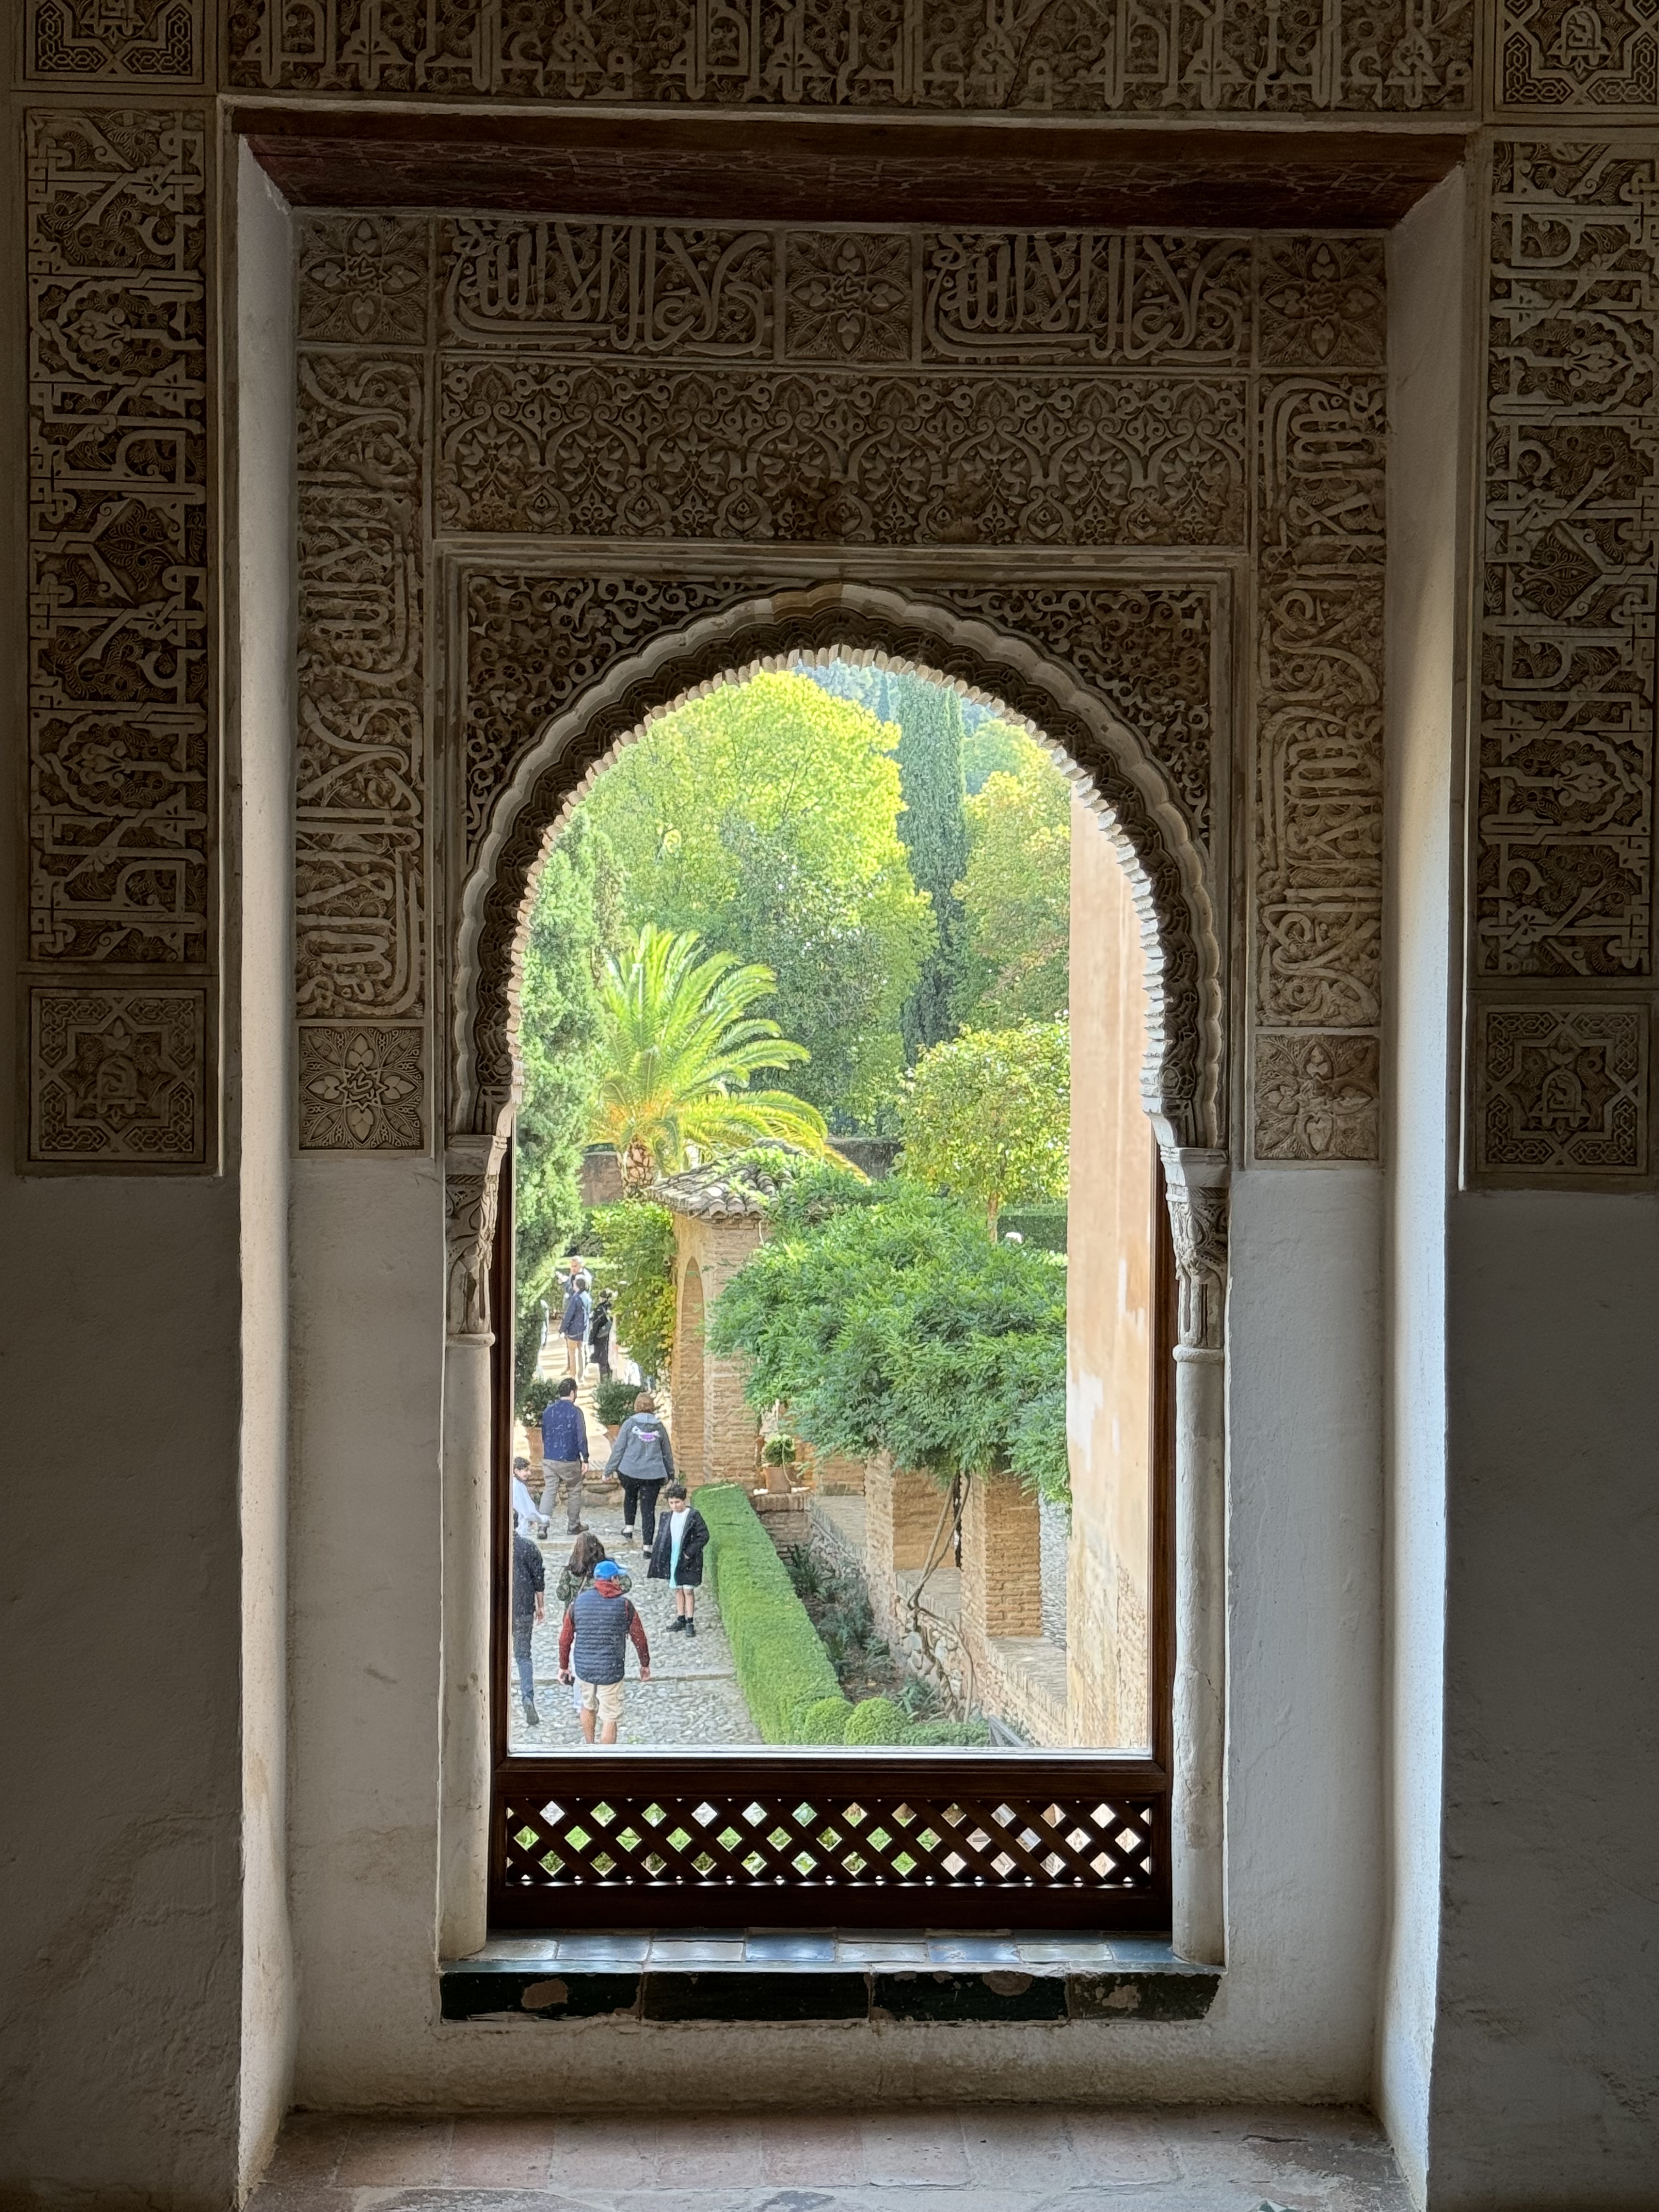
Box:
[438,1131,504,1960]
[1164,1146,1229,1966]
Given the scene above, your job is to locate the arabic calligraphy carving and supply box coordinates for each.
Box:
[1497,0,1659,111]
[25,106,213,1169]
[440,219,1254,369]
[436,359,1249,546]
[296,217,431,1149]
[1253,301,1385,1159]
[26,0,200,82]
[30,985,206,1163]
[1474,1005,1647,1174]
[227,0,1474,113]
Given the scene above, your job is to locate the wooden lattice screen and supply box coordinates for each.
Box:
[492,1758,1169,1928]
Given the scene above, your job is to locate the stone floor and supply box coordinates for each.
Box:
[252,2106,1412,2211]
[507,1488,760,1753]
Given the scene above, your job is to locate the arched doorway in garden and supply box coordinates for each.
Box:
[454,587,1226,1948]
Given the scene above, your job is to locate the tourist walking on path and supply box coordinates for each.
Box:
[588,1289,614,1381]
[512,1455,549,1538]
[606,1390,675,1550]
[648,1482,708,1638]
[556,1530,632,1606]
[512,1527,546,1728]
[539,1377,590,1533]
[559,1268,592,1378]
[558,1560,650,1745]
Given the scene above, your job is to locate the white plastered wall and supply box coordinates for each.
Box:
[1375,167,1464,2203]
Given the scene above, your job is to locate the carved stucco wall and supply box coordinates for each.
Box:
[290,213,1389,1166]
[15,1,1659,1198]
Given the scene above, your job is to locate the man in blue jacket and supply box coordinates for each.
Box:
[539,1376,590,1534]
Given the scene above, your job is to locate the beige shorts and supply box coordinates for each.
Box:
[575,1678,624,1724]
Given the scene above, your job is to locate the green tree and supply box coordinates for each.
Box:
[589,1200,678,1381]
[899,1019,1070,1235]
[961,714,1032,795]
[891,672,970,1062]
[591,925,831,1193]
[709,1177,1070,1503]
[577,670,933,1128]
[956,731,1072,1024]
[514,813,610,1307]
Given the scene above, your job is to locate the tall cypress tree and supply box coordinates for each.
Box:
[892,672,969,1060]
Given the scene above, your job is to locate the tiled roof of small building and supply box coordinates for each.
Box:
[648,1155,789,1220]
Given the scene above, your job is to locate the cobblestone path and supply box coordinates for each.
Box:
[507,1488,760,1752]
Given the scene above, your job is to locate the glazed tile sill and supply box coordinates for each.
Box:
[440,1932,1218,2025]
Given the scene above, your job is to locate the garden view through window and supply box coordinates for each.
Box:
[504,652,1158,1758]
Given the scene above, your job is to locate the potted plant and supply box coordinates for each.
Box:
[761,1431,798,1496]
[595,1376,639,1441]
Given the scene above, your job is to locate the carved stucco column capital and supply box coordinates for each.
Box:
[1161,1145,1229,1356]
[444,1132,506,1343]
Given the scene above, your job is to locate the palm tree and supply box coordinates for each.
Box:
[590,926,831,1193]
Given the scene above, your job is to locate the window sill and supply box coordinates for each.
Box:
[441,1932,1218,2024]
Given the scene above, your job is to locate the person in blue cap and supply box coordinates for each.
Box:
[557,1558,650,1745]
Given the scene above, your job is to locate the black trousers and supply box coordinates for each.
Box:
[620,1475,663,1546]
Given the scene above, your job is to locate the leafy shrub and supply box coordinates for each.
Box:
[520,1376,562,1425]
[589,1200,676,1381]
[595,1377,641,1428]
[699,1485,850,1744]
[761,1432,798,1467]
[515,1302,548,1402]
[906,1718,994,1747]
[844,1696,909,1746]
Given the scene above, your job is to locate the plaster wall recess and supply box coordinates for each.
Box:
[225,0,1474,112]
[23,105,216,1170]
[1468,139,1659,1188]
[287,211,1391,1167]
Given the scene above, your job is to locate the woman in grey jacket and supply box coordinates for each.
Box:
[606,1391,676,1549]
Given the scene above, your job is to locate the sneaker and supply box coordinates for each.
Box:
[668,1616,685,1632]
[685,1620,696,1638]
[523,1700,540,1726]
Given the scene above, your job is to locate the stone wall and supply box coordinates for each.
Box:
[667,1210,764,1485]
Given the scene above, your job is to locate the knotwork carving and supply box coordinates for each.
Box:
[298,1024,425,1149]
[1254,1033,1380,1161]
[459,586,1216,1152]
[29,985,206,1164]
[25,107,214,1169]
[446,1136,506,1338]
[1475,1004,1647,1175]
[435,358,1248,546]
[1479,142,1657,983]
[1497,0,1659,110]
[228,0,1473,112]
[26,0,200,81]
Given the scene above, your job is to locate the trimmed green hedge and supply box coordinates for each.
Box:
[998,1205,1067,1254]
[702,1486,993,1748]
[699,1485,851,1743]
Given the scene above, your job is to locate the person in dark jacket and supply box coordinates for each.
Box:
[557,1560,650,1744]
[511,1528,545,1728]
[588,1289,615,1381]
[605,1390,675,1549]
[648,1482,709,1637]
[539,1376,590,1533]
[559,1267,591,1378]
